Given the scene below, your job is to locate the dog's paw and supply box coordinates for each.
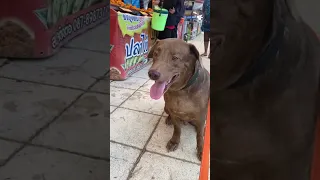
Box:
[165,116,172,125]
[166,140,179,152]
[197,146,203,161]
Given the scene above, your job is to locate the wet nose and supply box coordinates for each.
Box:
[148,70,161,80]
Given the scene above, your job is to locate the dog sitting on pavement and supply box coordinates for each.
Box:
[147,38,210,160]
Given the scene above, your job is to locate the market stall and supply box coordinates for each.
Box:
[0,0,108,58]
[110,0,186,81]
[109,2,154,80]
[182,0,203,41]
[182,14,202,41]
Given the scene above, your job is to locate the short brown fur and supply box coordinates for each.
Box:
[148,38,210,160]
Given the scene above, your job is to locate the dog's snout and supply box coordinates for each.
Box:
[148,70,161,80]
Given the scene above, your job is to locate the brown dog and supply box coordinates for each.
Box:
[147,38,210,160]
[211,0,320,179]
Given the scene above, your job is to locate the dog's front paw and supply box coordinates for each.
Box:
[165,116,172,125]
[166,140,179,152]
[197,146,203,161]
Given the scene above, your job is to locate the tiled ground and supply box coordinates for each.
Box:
[0,17,209,179]
[0,21,110,179]
[110,34,210,180]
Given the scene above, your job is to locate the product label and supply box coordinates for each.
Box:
[34,8,49,29]
[121,33,149,74]
[117,13,151,37]
[110,44,114,52]
[51,5,108,49]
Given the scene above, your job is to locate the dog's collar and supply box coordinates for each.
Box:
[181,66,200,90]
[227,22,285,89]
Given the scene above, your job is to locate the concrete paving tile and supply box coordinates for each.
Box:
[110,108,160,148]
[129,152,200,180]
[110,77,148,90]
[0,140,22,165]
[33,93,109,158]
[146,118,200,163]
[102,20,109,26]
[90,79,109,93]
[201,57,210,72]
[79,53,109,79]
[110,86,135,106]
[138,79,153,92]
[0,58,7,66]
[66,23,109,53]
[110,142,141,180]
[130,68,149,79]
[121,91,165,115]
[0,48,108,89]
[110,106,117,113]
[0,146,108,180]
[0,78,82,141]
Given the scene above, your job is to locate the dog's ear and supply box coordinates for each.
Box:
[189,43,200,60]
[148,40,160,59]
[189,43,204,67]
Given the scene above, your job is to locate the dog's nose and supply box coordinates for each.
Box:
[148,70,161,80]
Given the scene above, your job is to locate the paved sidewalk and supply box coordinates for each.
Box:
[110,34,210,180]
[0,18,209,179]
[0,22,110,179]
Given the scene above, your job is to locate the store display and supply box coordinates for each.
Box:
[0,19,35,57]
[109,0,187,80]
[182,15,202,41]
[110,8,152,80]
[181,0,203,41]
[119,7,133,13]
[110,0,153,14]
[0,0,108,58]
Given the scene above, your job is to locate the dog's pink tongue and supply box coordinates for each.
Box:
[150,81,166,100]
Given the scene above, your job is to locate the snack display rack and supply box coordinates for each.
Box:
[0,0,108,58]
[109,0,154,81]
[109,0,184,81]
